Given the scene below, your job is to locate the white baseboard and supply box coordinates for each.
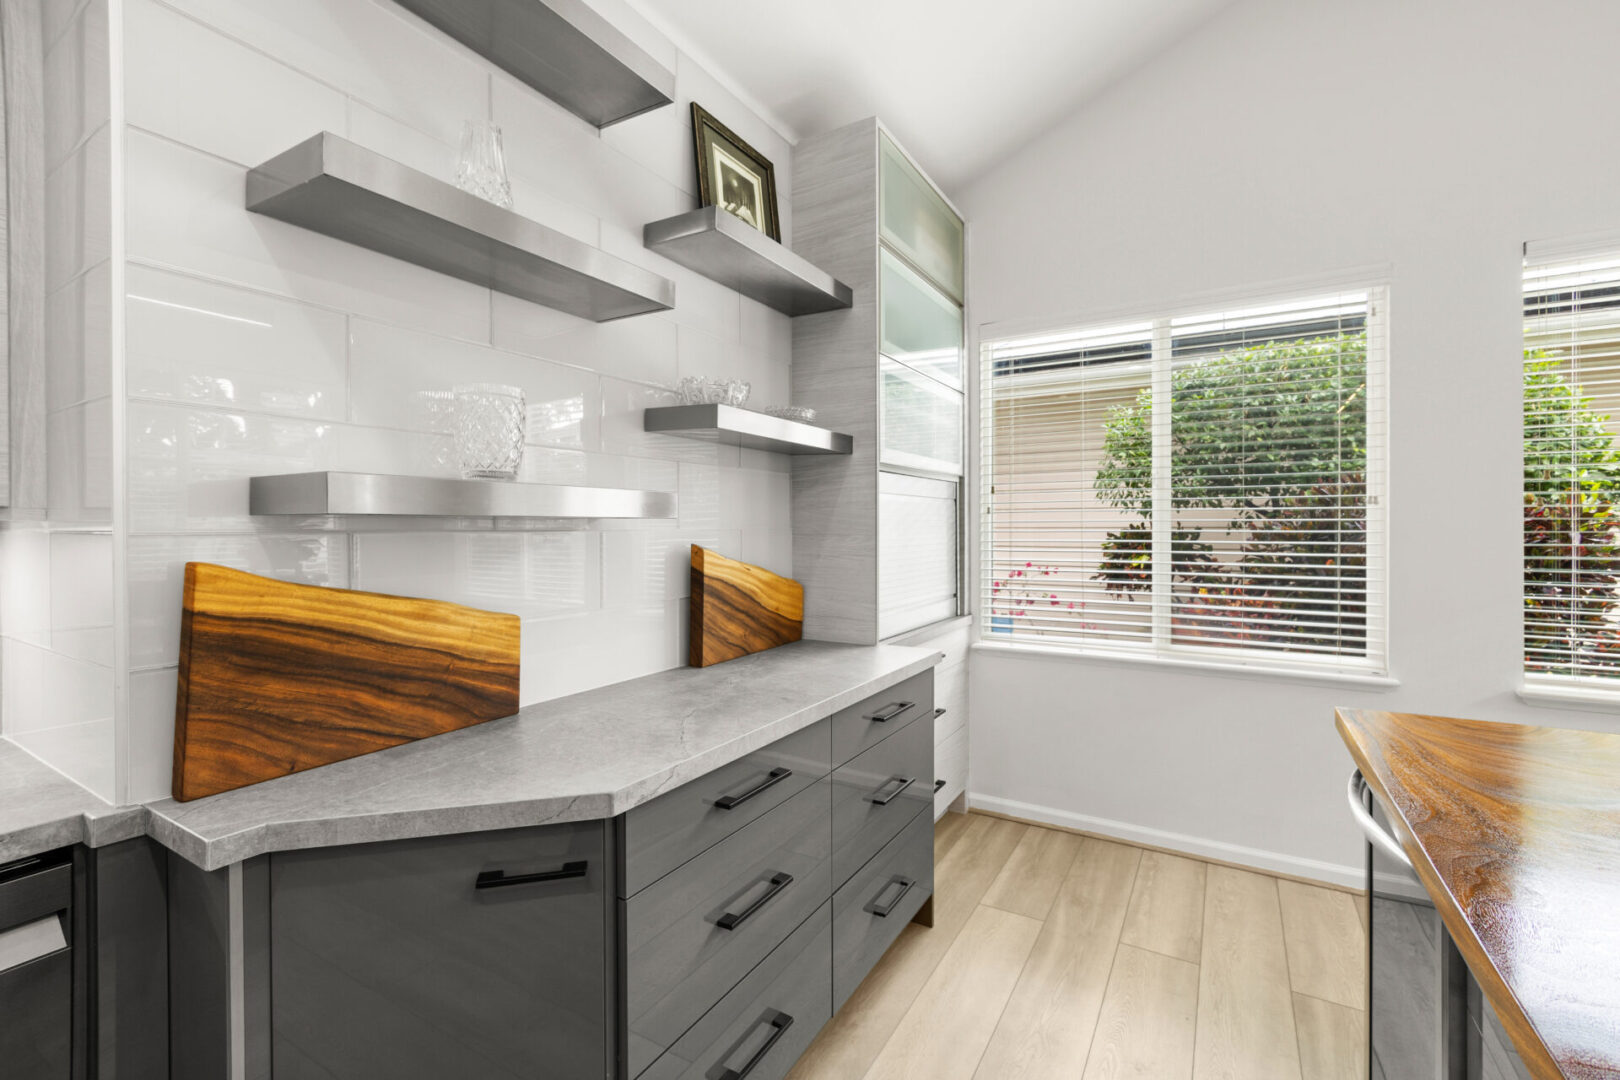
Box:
[967,792,1365,891]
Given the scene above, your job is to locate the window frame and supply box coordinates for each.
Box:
[977,285,1392,680]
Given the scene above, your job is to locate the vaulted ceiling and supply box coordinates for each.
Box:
[627,0,1234,196]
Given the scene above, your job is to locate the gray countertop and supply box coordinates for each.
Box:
[130,640,939,870]
[0,742,146,865]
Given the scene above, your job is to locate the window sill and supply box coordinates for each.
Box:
[1517,682,1620,714]
[970,639,1400,691]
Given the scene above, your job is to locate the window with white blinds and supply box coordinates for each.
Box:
[981,288,1388,674]
[1523,251,1620,688]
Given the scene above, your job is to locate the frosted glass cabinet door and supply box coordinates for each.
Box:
[879,471,960,638]
[881,358,963,474]
[881,248,963,389]
[880,135,964,303]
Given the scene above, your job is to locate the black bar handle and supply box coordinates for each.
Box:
[867,776,916,806]
[934,707,947,718]
[864,875,916,918]
[716,1009,795,1080]
[716,872,793,930]
[475,860,588,890]
[714,767,792,810]
[866,701,915,723]
[934,778,947,792]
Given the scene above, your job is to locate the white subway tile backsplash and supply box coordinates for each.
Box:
[126,130,493,342]
[126,0,348,167]
[1,637,112,735]
[519,602,682,705]
[128,669,178,804]
[49,532,114,636]
[492,77,692,237]
[354,531,600,620]
[8,719,117,804]
[156,0,488,150]
[126,266,349,419]
[602,529,735,609]
[127,533,350,669]
[349,319,603,451]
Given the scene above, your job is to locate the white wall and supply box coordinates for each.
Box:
[959,0,1620,886]
[115,0,798,802]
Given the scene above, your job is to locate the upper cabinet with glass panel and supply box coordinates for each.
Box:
[880,134,964,303]
[880,248,963,389]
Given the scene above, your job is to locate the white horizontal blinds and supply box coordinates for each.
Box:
[983,321,1157,644]
[1522,253,1620,685]
[982,289,1388,673]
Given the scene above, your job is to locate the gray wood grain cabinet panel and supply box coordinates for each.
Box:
[832,806,933,1010]
[625,778,832,1078]
[640,904,833,1080]
[269,821,608,1080]
[831,711,934,886]
[621,718,831,897]
[831,670,933,765]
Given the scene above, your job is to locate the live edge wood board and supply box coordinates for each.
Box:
[1337,708,1620,1080]
[688,546,803,667]
[173,563,520,802]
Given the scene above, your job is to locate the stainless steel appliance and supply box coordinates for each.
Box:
[1348,772,1531,1080]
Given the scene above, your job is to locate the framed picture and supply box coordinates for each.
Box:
[691,103,781,242]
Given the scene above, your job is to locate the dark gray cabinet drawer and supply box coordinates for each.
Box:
[270,821,608,1080]
[831,710,933,886]
[0,853,72,1080]
[639,904,832,1080]
[625,778,832,1078]
[832,806,933,1010]
[831,670,933,765]
[621,717,831,897]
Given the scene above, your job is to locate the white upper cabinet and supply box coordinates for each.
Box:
[880,248,963,390]
[879,134,964,304]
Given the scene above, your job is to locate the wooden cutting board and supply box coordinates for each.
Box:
[689,546,803,668]
[172,563,520,802]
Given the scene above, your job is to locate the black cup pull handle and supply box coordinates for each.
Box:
[716,1009,795,1080]
[716,872,794,930]
[868,776,916,806]
[865,875,916,917]
[714,767,792,810]
[475,860,588,890]
[866,701,914,723]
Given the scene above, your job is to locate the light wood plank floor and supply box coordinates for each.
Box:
[787,811,1366,1080]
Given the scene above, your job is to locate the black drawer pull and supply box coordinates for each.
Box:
[714,767,792,810]
[716,1008,794,1080]
[868,776,916,806]
[474,860,588,890]
[865,875,916,918]
[716,872,793,930]
[866,701,914,723]
[934,707,947,718]
[934,778,947,792]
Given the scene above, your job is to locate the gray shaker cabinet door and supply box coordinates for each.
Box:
[270,820,608,1080]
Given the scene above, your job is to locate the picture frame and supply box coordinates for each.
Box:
[691,103,781,242]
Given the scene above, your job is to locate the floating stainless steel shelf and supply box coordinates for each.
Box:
[249,472,678,519]
[643,207,854,316]
[644,405,854,455]
[247,133,675,322]
[393,0,673,128]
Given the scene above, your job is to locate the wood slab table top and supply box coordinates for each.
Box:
[1337,708,1620,1080]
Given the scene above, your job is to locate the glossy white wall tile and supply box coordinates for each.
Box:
[91,0,802,803]
[126,266,348,419]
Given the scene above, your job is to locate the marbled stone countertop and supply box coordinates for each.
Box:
[0,741,146,864]
[143,640,941,870]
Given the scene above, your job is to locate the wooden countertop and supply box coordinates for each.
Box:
[1337,709,1620,1080]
